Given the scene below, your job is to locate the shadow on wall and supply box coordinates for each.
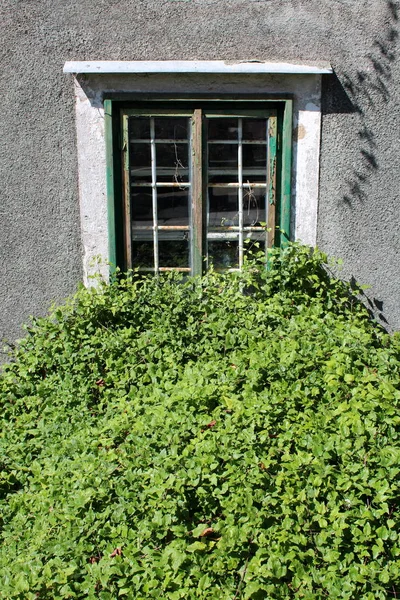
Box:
[321,0,399,329]
[350,277,390,327]
[324,0,399,206]
[341,0,399,206]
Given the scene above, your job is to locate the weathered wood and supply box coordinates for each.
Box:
[191,109,203,275]
[267,115,278,248]
[122,114,132,269]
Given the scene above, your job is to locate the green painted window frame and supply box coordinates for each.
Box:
[104,97,292,275]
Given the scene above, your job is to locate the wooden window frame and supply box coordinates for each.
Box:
[104,97,292,275]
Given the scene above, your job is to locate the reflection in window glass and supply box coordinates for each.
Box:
[208,144,238,170]
[131,187,152,222]
[243,144,266,169]
[158,239,190,268]
[208,188,238,228]
[242,119,267,141]
[157,188,189,225]
[131,240,154,268]
[154,117,188,140]
[208,118,238,141]
[129,117,150,140]
[208,240,239,269]
[243,188,266,227]
[130,144,151,170]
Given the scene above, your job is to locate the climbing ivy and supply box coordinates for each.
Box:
[1,244,400,599]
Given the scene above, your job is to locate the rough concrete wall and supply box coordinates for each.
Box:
[1,0,399,346]
[318,2,400,330]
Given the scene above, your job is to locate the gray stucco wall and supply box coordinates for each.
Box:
[1,0,399,347]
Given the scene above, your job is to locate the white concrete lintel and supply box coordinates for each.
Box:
[64,60,332,75]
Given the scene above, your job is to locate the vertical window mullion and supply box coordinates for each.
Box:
[238,117,244,268]
[191,109,203,276]
[150,117,159,273]
[122,114,132,270]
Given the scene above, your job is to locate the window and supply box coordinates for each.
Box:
[105,99,293,275]
[64,60,331,283]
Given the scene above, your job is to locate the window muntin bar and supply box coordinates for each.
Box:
[208,140,267,145]
[135,267,191,273]
[131,172,190,184]
[150,118,159,273]
[238,118,244,268]
[208,182,267,188]
[133,182,190,188]
[207,227,265,232]
[209,174,267,184]
[208,230,266,239]
[132,225,190,231]
[130,139,189,144]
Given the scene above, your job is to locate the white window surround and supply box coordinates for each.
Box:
[63,60,332,283]
[63,60,332,75]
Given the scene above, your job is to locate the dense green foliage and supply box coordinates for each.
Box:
[1,245,400,599]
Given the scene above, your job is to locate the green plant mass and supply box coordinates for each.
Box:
[1,244,400,599]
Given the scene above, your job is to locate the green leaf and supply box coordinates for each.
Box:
[1,245,399,598]
[186,542,207,552]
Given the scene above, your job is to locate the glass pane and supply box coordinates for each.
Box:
[157,170,189,183]
[156,143,188,168]
[131,187,153,223]
[208,144,238,170]
[129,117,150,140]
[242,170,267,184]
[208,240,239,269]
[131,240,154,268]
[159,238,189,268]
[242,119,267,141]
[244,237,266,258]
[208,173,238,184]
[156,143,189,183]
[208,118,238,141]
[208,188,238,228]
[243,144,266,170]
[242,134,267,183]
[130,143,151,169]
[130,144,151,183]
[129,118,190,184]
[131,187,190,226]
[157,188,189,225]
[243,188,266,226]
[155,117,188,140]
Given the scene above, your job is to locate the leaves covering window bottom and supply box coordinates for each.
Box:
[1,244,400,600]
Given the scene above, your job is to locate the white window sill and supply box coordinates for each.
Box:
[64,60,332,75]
